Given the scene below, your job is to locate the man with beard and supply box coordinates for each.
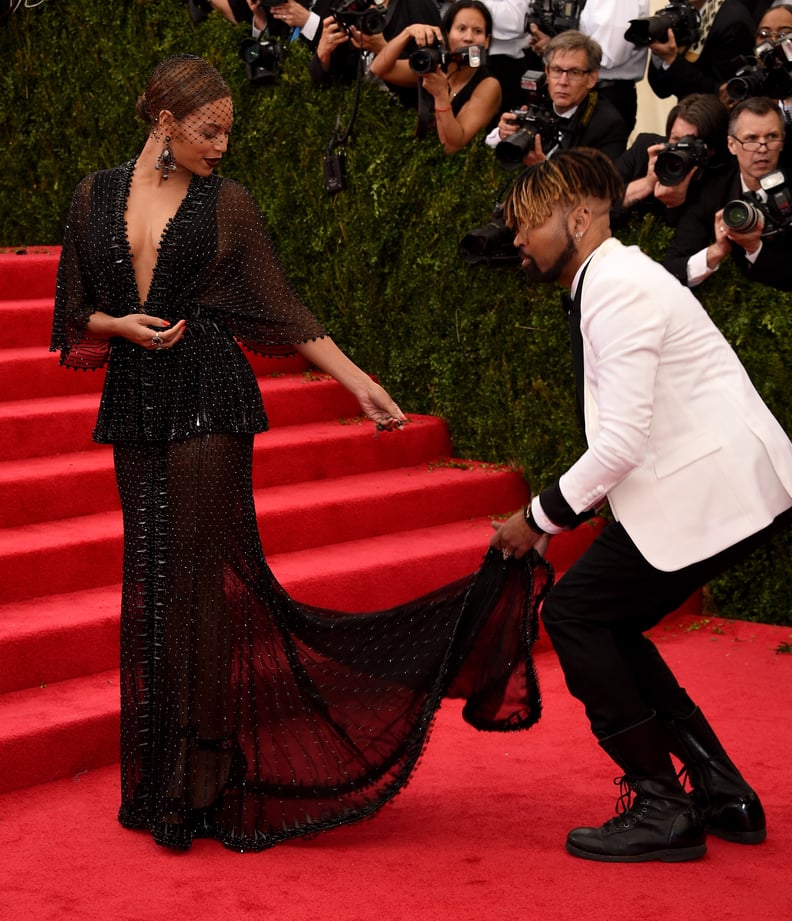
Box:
[490,148,792,862]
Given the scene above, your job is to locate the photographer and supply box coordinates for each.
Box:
[614,93,730,225]
[308,0,398,86]
[317,0,442,102]
[486,30,628,165]
[646,0,755,100]
[525,0,650,132]
[722,4,792,121]
[662,96,792,290]
[210,0,315,35]
[370,0,502,148]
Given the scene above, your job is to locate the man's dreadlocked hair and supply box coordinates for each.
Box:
[503,148,625,230]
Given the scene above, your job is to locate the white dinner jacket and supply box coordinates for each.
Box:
[556,237,792,572]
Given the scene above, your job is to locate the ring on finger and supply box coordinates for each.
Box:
[152,333,163,349]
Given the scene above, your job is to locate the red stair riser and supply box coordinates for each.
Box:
[0,416,453,528]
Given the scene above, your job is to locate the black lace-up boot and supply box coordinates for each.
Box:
[663,706,766,844]
[566,713,706,862]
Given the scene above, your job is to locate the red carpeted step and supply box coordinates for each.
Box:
[0,461,528,605]
[0,346,106,399]
[0,415,452,528]
[0,517,532,793]
[0,344,311,402]
[0,517,506,697]
[0,373,366,462]
[0,668,120,794]
[0,298,60,350]
[0,250,60,302]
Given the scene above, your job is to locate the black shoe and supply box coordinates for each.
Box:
[664,707,766,844]
[566,777,707,863]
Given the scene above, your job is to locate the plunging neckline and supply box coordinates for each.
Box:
[120,158,199,311]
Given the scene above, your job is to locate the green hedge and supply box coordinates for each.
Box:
[2,1,790,626]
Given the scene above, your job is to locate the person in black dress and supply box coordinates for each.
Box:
[50,53,549,852]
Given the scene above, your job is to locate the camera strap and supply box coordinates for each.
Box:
[685,0,724,61]
[323,51,365,194]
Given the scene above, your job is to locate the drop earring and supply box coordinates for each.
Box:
[155,135,176,180]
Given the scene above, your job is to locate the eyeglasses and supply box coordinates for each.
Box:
[756,27,792,42]
[546,65,592,83]
[730,134,784,152]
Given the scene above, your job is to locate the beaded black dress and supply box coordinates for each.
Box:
[50,160,551,852]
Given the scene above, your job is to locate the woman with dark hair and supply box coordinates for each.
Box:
[370,0,503,152]
[50,53,548,853]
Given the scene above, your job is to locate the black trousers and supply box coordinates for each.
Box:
[541,510,791,738]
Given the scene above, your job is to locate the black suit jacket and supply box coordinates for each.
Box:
[662,166,792,291]
[557,93,629,162]
[647,0,755,100]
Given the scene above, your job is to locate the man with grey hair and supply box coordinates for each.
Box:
[486,30,628,165]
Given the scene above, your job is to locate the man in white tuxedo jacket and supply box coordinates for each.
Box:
[490,148,792,863]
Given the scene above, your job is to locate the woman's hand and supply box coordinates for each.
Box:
[87,312,187,351]
[354,379,407,431]
[402,23,443,47]
[421,68,451,104]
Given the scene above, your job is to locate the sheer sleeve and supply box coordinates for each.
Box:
[201,180,326,357]
[49,175,112,370]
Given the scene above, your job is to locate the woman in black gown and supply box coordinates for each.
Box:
[50,53,549,852]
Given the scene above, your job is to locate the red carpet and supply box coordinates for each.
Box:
[1,251,790,920]
[1,615,790,921]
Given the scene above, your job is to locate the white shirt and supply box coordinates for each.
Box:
[482,0,533,59]
[579,0,649,82]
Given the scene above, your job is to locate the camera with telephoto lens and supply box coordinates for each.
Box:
[722,170,792,235]
[330,0,388,35]
[494,71,560,170]
[725,37,792,102]
[409,43,487,74]
[239,34,288,84]
[523,0,581,37]
[458,202,520,266]
[624,0,700,48]
[654,135,708,186]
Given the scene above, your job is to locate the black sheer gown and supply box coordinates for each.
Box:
[50,160,551,852]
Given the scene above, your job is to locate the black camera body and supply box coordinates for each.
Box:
[495,107,562,169]
[722,170,792,235]
[725,37,792,102]
[458,203,520,266]
[330,0,388,35]
[409,43,487,75]
[239,35,288,84]
[524,0,581,37]
[493,71,559,170]
[624,1,700,48]
[654,135,708,186]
